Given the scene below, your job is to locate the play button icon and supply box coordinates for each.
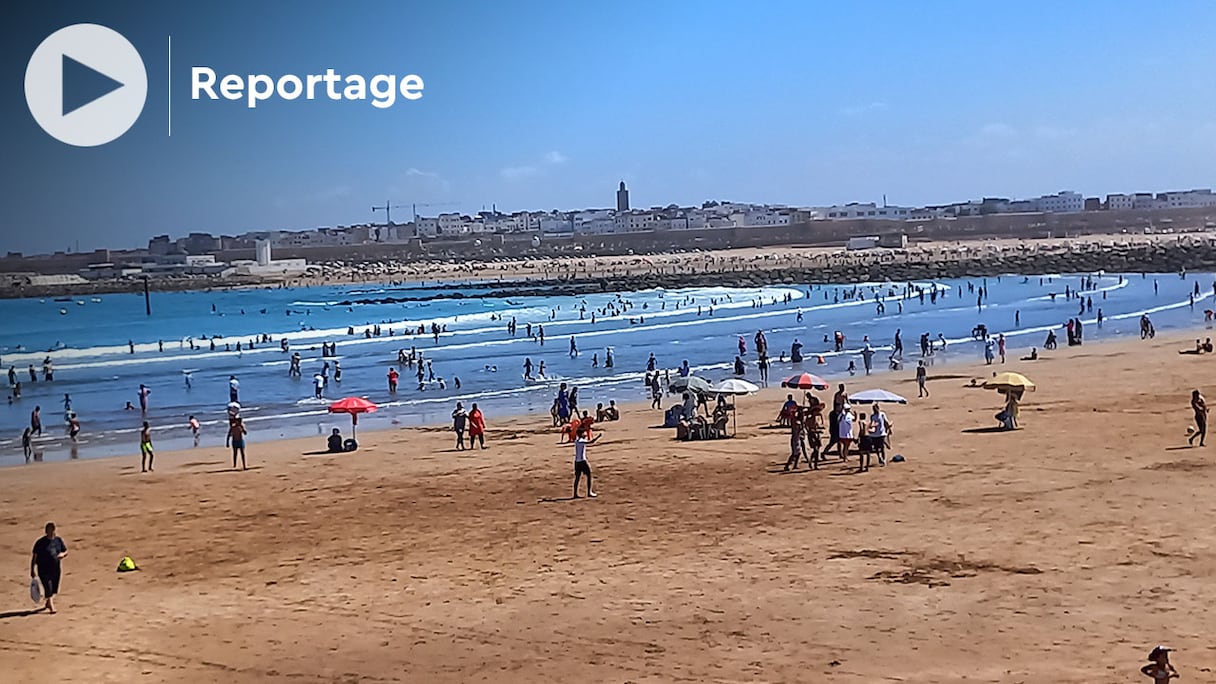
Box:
[25,24,147,147]
[62,54,126,117]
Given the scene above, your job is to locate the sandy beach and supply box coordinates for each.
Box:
[3,329,1215,682]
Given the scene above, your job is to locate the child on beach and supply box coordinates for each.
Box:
[226,416,248,470]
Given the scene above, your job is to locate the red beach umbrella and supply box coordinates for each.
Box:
[781,372,829,390]
[328,396,378,437]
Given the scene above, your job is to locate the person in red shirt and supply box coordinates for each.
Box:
[467,403,486,449]
[578,411,596,440]
[387,367,399,393]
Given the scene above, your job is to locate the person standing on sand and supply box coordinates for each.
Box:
[467,403,486,449]
[1190,389,1208,447]
[997,334,1006,364]
[825,384,847,457]
[916,360,929,397]
[31,522,67,613]
[837,404,855,460]
[570,428,599,498]
[22,427,33,460]
[1141,645,1179,682]
[784,406,805,471]
[140,421,154,472]
[452,402,467,450]
[227,415,248,470]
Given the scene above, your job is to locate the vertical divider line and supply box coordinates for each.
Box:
[167,35,172,137]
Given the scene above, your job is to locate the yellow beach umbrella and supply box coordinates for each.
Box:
[983,372,1035,392]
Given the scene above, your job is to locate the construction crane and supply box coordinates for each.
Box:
[371,201,458,226]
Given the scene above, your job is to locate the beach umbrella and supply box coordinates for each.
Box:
[328,396,378,437]
[982,372,1036,392]
[781,372,829,390]
[848,389,908,405]
[714,378,760,395]
[669,375,713,395]
[713,378,759,435]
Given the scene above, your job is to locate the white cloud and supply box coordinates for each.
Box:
[500,165,539,180]
[544,150,568,164]
[406,168,441,179]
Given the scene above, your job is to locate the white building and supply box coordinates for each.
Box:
[1033,191,1084,213]
[815,203,915,220]
[538,214,574,234]
[1106,193,1135,211]
[1157,189,1216,208]
[732,208,792,227]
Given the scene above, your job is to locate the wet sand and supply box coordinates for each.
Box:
[2,330,1215,682]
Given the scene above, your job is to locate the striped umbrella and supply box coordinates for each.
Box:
[781,372,829,390]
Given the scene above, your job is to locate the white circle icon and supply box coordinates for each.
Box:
[25,23,148,147]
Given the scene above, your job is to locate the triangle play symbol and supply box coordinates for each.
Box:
[62,54,125,117]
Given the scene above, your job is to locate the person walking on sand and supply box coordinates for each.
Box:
[1190,389,1208,447]
[140,421,154,472]
[916,360,929,397]
[227,415,248,470]
[997,334,1006,364]
[31,522,67,613]
[467,403,486,449]
[570,428,600,498]
[452,401,467,450]
[22,427,33,460]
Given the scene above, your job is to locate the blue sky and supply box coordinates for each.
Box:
[4,1,1216,254]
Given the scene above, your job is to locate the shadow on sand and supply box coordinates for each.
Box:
[0,608,44,620]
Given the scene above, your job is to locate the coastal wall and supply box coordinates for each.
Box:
[3,206,1215,298]
[398,237,1216,300]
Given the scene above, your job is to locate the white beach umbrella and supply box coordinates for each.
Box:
[713,378,759,436]
[847,389,907,405]
[714,378,760,395]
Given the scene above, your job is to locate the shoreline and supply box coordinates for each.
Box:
[7,268,1212,466]
[4,233,1216,300]
[14,323,1208,471]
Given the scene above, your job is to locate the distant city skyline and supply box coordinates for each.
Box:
[56,184,1216,256]
[5,1,1216,254]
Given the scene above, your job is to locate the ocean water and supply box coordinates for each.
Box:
[2,272,1213,466]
